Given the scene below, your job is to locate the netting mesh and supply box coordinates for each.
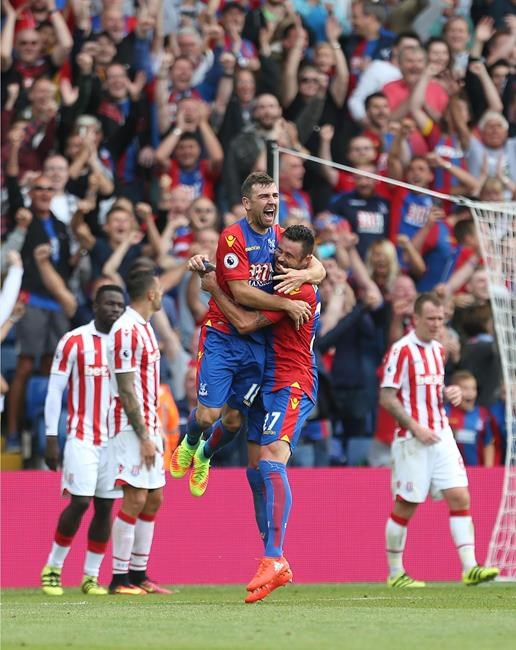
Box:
[469,200,516,579]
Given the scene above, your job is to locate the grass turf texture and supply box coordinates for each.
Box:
[2,583,515,650]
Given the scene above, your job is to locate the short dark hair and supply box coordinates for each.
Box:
[126,269,157,301]
[241,172,275,199]
[360,1,387,23]
[365,92,387,110]
[94,284,125,304]
[414,292,442,315]
[393,31,421,48]
[453,218,476,244]
[106,206,131,222]
[283,224,315,257]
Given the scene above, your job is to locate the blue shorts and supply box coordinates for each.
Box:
[197,327,263,411]
[247,387,314,450]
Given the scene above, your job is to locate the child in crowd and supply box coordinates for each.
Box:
[446,370,495,467]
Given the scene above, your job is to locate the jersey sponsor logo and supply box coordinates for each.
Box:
[224,253,239,269]
[249,262,272,286]
[290,397,300,410]
[404,203,430,228]
[357,210,384,234]
[84,365,110,377]
[225,234,237,247]
[199,382,208,397]
[455,428,477,444]
[415,374,443,386]
[245,245,260,252]
[262,429,276,436]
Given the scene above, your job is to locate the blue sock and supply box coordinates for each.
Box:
[186,408,205,447]
[259,460,292,558]
[203,420,240,458]
[246,467,268,548]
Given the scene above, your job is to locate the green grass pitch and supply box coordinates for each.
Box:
[2,583,515,650]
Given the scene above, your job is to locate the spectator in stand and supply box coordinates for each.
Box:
[212,58,257,147]
[347,31,421,124]
[365,239,400,298]
[461,111,516,199]
[1,0,72,106]
[71,201,161,285]
[330,163,390,260]
[219,2,260,73]
[282,13,348,147]
[442,16,471,78]
[382,45,449,155]
[6,176,71,453]
[459,303,502,407]
[155,54,201,134]
[278,153,313,224]
[361,92,401,172]
[2,76,58,183]
[344,1,395,90]
[446,370,495,467]
[42,154,78,228]
[155,98,223,201]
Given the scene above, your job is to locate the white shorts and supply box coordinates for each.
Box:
[108,429,165,490]
[391,427,468,503]
[61,437,122,499]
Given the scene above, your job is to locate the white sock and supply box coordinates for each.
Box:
[47,542,71,569]
[449,513,477,572]
[112,512,137,575]
[129,515,156,573]
[386,516,408,578]
[84,552,104,578]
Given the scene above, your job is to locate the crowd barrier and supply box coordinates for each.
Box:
[1,468,503,588]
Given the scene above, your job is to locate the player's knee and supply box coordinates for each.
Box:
[144,488,164,515]
[196,404,219,430]
[70,496,91,514]
[93,497,114,519]
[221,409,243,432]
[446,489,470,511]
[260,441,290,464]
[122,487,148,515]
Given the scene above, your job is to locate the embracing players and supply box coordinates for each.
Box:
[170,173,324,498]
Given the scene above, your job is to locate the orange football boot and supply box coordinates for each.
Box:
[245,566,293,603]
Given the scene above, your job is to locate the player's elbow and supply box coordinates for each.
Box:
[235,319,254,335]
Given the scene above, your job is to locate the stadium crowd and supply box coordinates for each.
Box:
[0,0,513,468]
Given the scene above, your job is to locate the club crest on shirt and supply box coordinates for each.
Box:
[224,253,238,269]
[199,382,208,397]
[225,234,237,247]
[267,238,276,253]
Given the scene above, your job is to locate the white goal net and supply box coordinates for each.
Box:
[468,200,516,579]
[272,145,516,578]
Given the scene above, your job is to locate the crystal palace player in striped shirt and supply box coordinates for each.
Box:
[107,269,171,596]
[200,225,320,603]
[41,285,126,596]
[380,293,499,587]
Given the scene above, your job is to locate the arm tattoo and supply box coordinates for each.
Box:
[254,313,273,329]
[116,372,148,440]
[380,388,413,429]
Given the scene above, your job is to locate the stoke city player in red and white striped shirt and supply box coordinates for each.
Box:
[379,292,499,588]
[41,285,126,597]
[106,269,170,595]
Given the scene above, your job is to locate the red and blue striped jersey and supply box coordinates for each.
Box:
[262,283,320,402]
[203,218,283,340]
[446,404,494,466]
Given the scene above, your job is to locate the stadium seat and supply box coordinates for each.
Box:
[346,437,372,466]
[0,344,18,382]
[25,376,50,424]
